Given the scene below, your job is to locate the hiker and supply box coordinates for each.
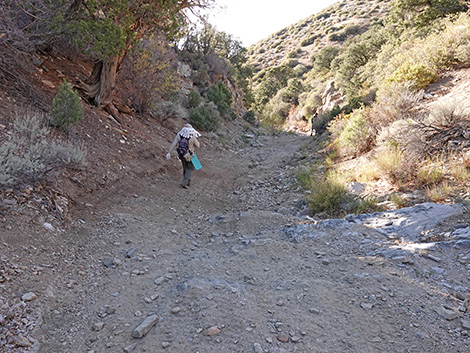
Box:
[310,112,318,136]
[166,124,201,189]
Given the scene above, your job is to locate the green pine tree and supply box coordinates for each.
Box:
[50,80,83,132]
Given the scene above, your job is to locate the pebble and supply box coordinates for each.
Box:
[132,314,159,338]
[154,276,165,285]
[103,258,118,268]
[162,341,171,348]
[43,222,55,231]
[291,335,301,342]
[94,322,104,331]
[254,343,263,353]
[462,319,470,330]
[427,254,441,263]
[14,334,32,347]
[277,333,289,342]
[204,326,221,336]
[124,343,137,352]
[22,292,37,302]
[171,306,181,314]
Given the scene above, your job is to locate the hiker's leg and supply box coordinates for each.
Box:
[180,159,188,188]
[182,160,194,187]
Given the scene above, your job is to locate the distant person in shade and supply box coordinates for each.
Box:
[310,112,318,136]
[166,124,201,189]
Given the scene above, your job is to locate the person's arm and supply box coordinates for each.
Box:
[189,137,200,154]
[166,134,180,159]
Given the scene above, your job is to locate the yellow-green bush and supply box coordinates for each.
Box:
[388,62,438,91]
[336,108,371,154]
[306,172,347,214]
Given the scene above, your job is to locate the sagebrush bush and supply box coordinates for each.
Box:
[50,80,83,132]
[427,98,469,127]
[371,83,423,130]
[189,101,221,132]
[262,92,291,127]
[152,101,188,122]
[376,119,414,149]
[0,114,86,189]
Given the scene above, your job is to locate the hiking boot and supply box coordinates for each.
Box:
[180,183,188,189]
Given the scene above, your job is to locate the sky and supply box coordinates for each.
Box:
[204,0,340,46]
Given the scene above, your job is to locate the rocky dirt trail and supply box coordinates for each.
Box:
[2,132,470,353]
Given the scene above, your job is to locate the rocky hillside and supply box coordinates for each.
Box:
[247,0,391,78]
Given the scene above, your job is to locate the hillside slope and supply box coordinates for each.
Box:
[247,0,391,77]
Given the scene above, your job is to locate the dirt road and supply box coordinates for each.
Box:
[2,131,469,353]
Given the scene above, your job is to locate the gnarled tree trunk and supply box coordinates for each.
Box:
[82,56,119,107]
[80,56,125,122]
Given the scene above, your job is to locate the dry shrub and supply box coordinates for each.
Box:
[368,82,424,132]
[374,145,405,183]
[426,98,470,127]
[117,34,178,114]
[376,119,424,162]
[463,151,470,169]
[412,98,470,156]
[426,181,452,202]
[0,46,48,109]
[152,101,188,123]
[354,161,381,183]
[416,156,445,186]
[450,161,470,182]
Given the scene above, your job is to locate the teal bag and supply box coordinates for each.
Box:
[190,154,202,170]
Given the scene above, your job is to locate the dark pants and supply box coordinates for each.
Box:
[180,156,194,187]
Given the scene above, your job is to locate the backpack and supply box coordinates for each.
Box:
[177,135,190,157]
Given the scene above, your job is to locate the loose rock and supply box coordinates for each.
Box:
[22,292,37,302]
[435,306,458,320]
[124,343,137,352]
[204,326,221,336]
[132,314,159,338]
